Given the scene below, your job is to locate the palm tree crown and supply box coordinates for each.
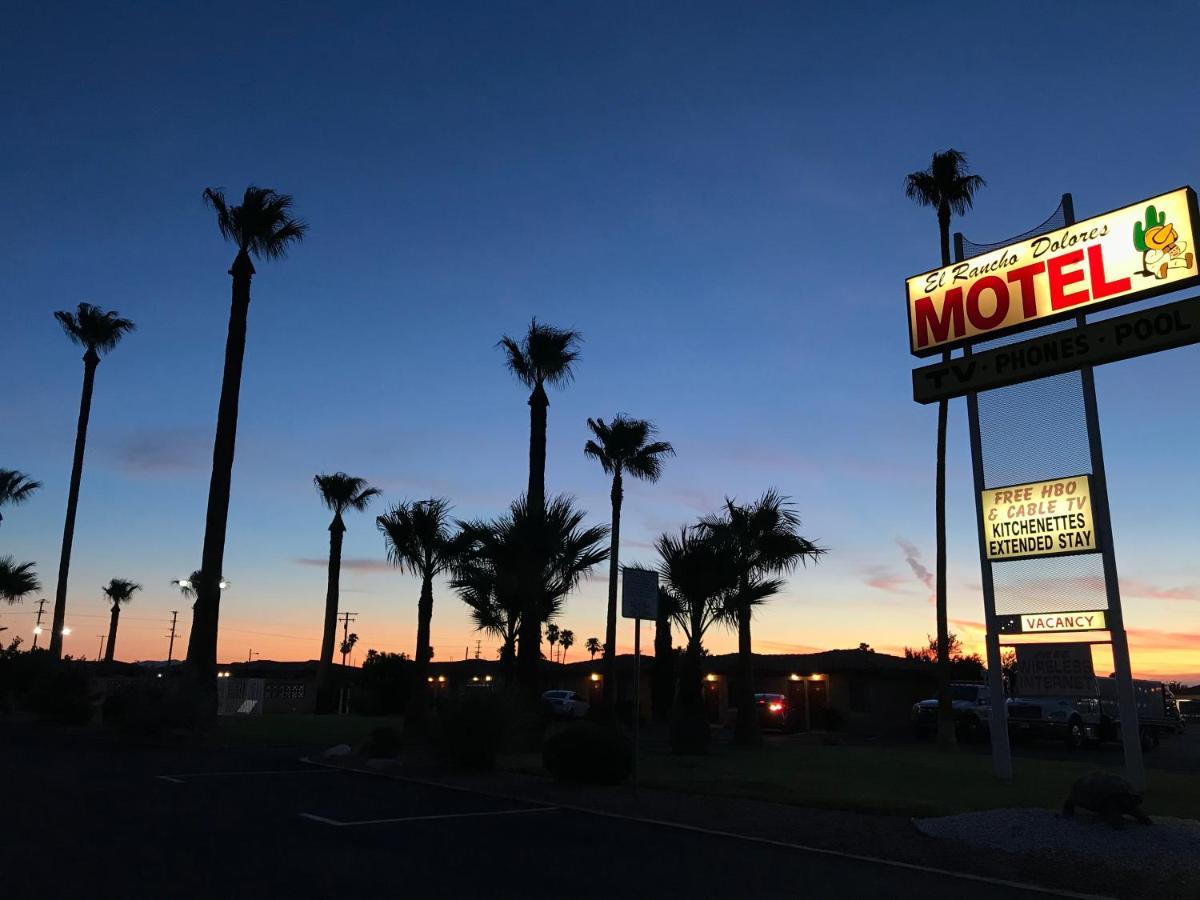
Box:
[202,186,308,260]
[0,469,41,525]
[102,578,142,608]
[0,557,40,604]
[904,149,986,218]
[584,416,675,481]
[498,319,582,392]
[54,303,136,356]
[377,498,459,578]
[314,473,381,524]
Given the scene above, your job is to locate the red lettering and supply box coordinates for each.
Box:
[1087,243,1131,300]
[1047,249,1088,310]
[966,275,1009,330]
[914,288,964,349]
[1005,261,1045,318]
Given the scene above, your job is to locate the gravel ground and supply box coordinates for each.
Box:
[915,807,1200,876]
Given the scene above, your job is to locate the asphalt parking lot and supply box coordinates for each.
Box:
[0,724,1086,900]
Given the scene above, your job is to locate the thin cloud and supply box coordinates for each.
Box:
[109,426,208,476]
[896,537,933,594]
[294,557,392,572]
[1120,578,1200,602]
[863,565,911,594]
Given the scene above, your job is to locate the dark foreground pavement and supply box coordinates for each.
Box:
[0,722,1106,899]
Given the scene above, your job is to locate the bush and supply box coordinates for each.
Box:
[543,721,633,784]
[102,679,186,736]
[668,700,710,755]
[360,725,404,759]
[440,691,507,770]
[26,662,96,725]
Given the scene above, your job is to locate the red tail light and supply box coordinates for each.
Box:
[768,702,784,713]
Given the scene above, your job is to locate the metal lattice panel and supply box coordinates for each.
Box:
[991,552,1109,615]
[959,198,1068,260]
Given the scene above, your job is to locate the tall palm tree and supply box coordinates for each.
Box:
[452,526,524,682]
[340,632,359,666]
[699,491,825,746]
[49,303,136,659]
[585,636,601,661]
[656,526,733,754]
[313,473,380,713]
[585,415,674,701]
[1,557,40,605]
[187,186,306,711]
[558,629,574,664]
[545,623,560,662]
[905,150,985,750]
[101,578,141,663]
[0,469,41,527]
[498,319,582,517]
[377,498,459,723]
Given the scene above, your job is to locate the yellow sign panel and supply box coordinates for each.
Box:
[907,187,1200,355]
[982,475,1096,561]
[1021,611,1106,633]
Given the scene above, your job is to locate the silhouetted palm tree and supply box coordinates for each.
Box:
[313,473,380,713]
[905,150,985,750]
[498,320,582,517]
[451,530,523,681]
[545,623,560,662]
[559,628,574,664]
[340,632,359,666]
[585,415,674,700]
[101,578,141,663]
[0,470,41,527]
[585,636,601,661]
[49,303,135,659]
[1,557,40,605]
[699,490,825,746]
[377,498,459,724]
[187,186,306,713]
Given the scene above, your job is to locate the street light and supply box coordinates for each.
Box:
[61,626,72,636]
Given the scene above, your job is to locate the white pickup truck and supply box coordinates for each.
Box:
[1006,678,1180,750]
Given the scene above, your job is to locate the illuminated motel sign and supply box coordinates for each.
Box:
[906,187,1200,356]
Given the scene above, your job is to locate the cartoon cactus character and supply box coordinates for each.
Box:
[1133,205,1165,252]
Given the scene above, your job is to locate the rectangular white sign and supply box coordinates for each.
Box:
[621,567,659,620]
[906,187,1200,356]
[1015,643,1097,697]
[1021,611,1106,634]
[982,475,1096,562]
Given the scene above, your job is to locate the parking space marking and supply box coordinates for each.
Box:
[156,769,341,783]
[298,806,559,828]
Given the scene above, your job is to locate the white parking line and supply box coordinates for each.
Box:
[156,769,341,783]
[298,806,559,827]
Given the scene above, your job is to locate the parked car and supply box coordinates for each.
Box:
[754,692,798,732]
[541,690,589,719]
[1177,697,1200,725]
[911,682,991,741]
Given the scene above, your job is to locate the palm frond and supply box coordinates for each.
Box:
[314,472,380,516]
[584,415,674,483]
[377,497,458,579]
[0,556,39,604]
[205,185,308,260]
[102,578,142,606]
[0,469,42,517]
[53,303,136,355]
[498,318,582,390]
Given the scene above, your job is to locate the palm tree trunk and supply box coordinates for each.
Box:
[652,597,674,723]
[934,206,957,749]
[516,603,543,696]
[602,470,622,703]
[104,604,120,663]
[406,571,435,731]
[733,595,760,746]
[186,249,255,723]
[527,382,548,514]
[49,349,99,660]
[315,515,344,714]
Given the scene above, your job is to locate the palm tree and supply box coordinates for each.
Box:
[49,303,136,659]
[377,498,459,724]
[452,525,524,682]
[187,186,306,710]
[905,150,985,750]
[585,636,601,661]
[1,557,40,605]
[313,473,380,713]
[101,578,141,663]
[656,526,733,754]
[652,585,677,723]
[558,629,574,664]
[545,623,560,663]
[339,632,359,666]
[498,320,582,517]
[584,415,674,701]
[699,491,825,745]
[0,470,41,527]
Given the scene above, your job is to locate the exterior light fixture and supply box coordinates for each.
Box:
[589,673,600,682]
[426,677,434,683]
[437,676,447,684]
[32,626,42,635]
[472,676,479,682]
[61,626,72,636]
[788,674,801,681]
[704,674,717,683]
[484,675,493,683]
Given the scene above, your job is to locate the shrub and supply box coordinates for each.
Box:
[543,721,633,784]
[26,663,95,725]
[668,700,710,755]
[360,725,404,759]
[102,679,186,736]
[441,691,507,770]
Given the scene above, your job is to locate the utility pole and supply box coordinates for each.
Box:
[32,598,48,649]
[247,648,257,664]
[474,640,481,660]
[96,634,106,662]
[337,611,357,666]
[166,610,179,664]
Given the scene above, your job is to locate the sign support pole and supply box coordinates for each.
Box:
[964,348,1014,782]
[1078,352,1146,790]
[633,617,641,789]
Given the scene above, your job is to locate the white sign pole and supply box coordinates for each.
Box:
[621,567,658,791]
[633,616,641,789]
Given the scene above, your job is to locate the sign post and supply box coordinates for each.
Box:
[621,567,658,788]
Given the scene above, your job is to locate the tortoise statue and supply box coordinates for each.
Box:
[1062,772,1152,827]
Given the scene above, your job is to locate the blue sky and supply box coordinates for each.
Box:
[3,2,1199,677]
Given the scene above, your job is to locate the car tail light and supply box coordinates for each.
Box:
[768,702,784,713]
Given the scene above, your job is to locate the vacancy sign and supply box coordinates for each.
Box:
[983,475,1096,561]
[907,187,1200,356]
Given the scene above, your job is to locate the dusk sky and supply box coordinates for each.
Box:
[4,2,1198,681]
